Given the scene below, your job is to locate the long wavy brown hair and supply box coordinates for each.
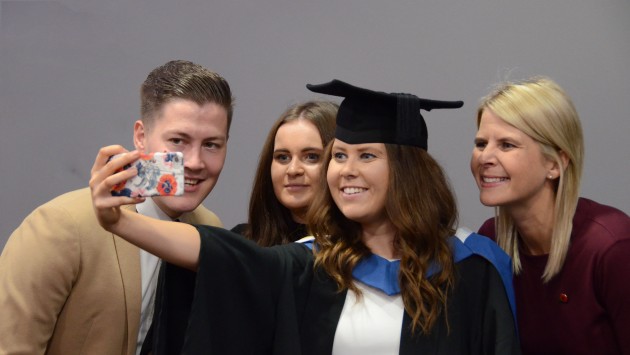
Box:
[308,142,457,334]
[242,101,337,246]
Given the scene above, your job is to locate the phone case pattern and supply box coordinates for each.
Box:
[110,152,184,197]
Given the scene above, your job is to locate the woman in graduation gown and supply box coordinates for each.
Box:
[90,79,521,355]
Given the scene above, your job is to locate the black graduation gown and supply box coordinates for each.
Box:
[230,220,308,243]
[150,226,520,354]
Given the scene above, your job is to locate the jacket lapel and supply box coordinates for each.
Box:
[113,205,142,355]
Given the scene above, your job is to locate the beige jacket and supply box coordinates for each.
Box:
[0,188,222,355]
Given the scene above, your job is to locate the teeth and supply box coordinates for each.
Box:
[483,177,508,183]
[343,187,366,194]
[185,179,199,185]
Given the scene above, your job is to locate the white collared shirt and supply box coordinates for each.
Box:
[134,198,173,355]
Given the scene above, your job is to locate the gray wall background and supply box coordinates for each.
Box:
[1,0,629,249]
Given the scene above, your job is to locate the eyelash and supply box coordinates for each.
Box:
[360,153,376,159]
[274,153,290,162]
[332,152,378,161]
[305,153,320,162]
[474,141,486,149]
[333,152,346,160]
[274,153,321,164]
[501,142,515,149]
[474,141,516,150]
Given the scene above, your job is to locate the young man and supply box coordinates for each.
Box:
[0,60,233,355]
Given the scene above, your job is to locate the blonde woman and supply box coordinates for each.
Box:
[471,76,630,354]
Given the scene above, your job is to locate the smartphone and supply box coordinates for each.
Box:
[108,152,184,197]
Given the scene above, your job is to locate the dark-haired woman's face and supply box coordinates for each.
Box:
[327,139,390,227]
[271,119,324,222]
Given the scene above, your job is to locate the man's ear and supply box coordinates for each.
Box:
[133,120,146,151]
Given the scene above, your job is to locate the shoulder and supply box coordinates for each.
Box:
[39,187,93,211]
[230,223,248,235]
[451,229,512,289]
[1,188,117,281]
[7,187,128,253]
[455,254,502,281]
[476,217,496,240]
[573,197,630,246]
[452,228,509,269]
[451,228,516,315]
[187,204,222,227]
[452,253,513,311]
[18,187,100,229]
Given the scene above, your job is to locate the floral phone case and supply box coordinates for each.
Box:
[109,152,184,197]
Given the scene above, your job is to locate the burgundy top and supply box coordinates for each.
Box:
[479,198,630,355]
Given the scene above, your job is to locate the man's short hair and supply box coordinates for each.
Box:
[140,60,234,131]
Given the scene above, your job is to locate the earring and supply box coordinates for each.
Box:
[548,174,554,179]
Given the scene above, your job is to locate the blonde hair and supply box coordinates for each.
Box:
[477,76,584,282]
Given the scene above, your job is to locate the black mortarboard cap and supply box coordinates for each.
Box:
[306,79,463,150]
